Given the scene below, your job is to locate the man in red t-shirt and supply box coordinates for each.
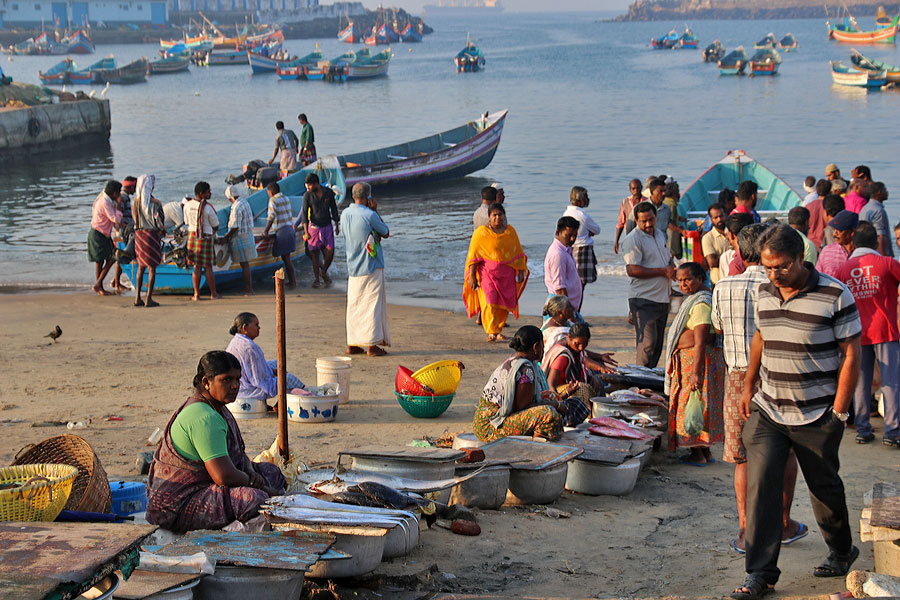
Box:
[837,222,900,447]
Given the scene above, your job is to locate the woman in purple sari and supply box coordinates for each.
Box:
[146,351,286,532]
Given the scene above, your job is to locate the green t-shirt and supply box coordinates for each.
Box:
[300,122,314,147]
[170,402,229,463]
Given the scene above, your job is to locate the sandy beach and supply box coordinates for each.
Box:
[0,287,896,598]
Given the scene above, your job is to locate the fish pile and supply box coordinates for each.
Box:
[606,388,668,409]
[588,416,654,441]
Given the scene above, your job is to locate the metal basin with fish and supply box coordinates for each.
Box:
[195,567,303,600]
[505,462,569,505]
[349,457,457,504]
[591,399,664,423]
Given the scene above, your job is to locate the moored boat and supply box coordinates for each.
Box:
[346,48,391,79]
[718,46,748,75]
[778,33,798,51]
[196,49,248,66]
[749,47,781,76]
[678,150,802,220]
[96,58,148,84]
[64,30,94,54]
[828,14,898,44]
[273,48,326,79]
[70,56,116,84]
[33,32,69,55]
[338,110,507,188]
[651,29,679,49]
[3,38,36,55]
[455,38,485,72]
[702,39,725,62]
[850,47,900,82]
[679,27,698,48]
[399,23,423,42]
[875,6,893,28]
[148,55,190,74]
[38,58,76,84]
[338,21,361,43]
[129,157,345,294]
[364,26,391,46]
[831,60,886,87]
[754,32,777,49]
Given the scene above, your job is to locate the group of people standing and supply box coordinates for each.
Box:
[269,114,317,174]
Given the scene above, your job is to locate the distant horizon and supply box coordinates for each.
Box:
[377,0,632,14]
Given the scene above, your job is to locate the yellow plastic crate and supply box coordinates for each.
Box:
[0,463,78,522]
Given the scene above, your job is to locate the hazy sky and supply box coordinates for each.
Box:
[390,0,632,13]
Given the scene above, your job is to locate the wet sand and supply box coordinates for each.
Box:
[0,288,895,598]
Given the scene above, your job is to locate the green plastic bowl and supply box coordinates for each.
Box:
[395,392,455,418]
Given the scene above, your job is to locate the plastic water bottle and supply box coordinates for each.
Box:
[67,420,89,430]
[147,427,163,445]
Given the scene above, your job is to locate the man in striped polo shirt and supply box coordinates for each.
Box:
[731,224,861,600]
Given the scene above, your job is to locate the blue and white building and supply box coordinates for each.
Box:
[0,0,168,27]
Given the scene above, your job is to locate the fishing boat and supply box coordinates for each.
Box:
[148,54,190,74]
[651,29,679,49]
[754,33,777,49]
[831,60,886,87]
[70,56,116,84]
[272,48,326,79]
[96,58,148,84]
[38,58,76,84]
[718,46,748,75]
[249,49,297,74]
[160,33,211,50]
[346,48,392,79]
[679,150,802,220]
[64,30,94,54]
[338,20,361,43]
[828,14,898,44]
[196,49,248,66]
[850,48,900,82]
[3,38,36,55]
[129,157,345,294]
[749,47,781,76]
[33,32,69,56]
[778,33,798,51]
[399,23,423,42]
[338,110,507,188]
[679,27,698,48]
[875,6,894,28]
[702,39,725,62]
[364,26,391,46]
[455,38,485,72]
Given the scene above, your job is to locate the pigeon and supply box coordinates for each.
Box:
[44,325,62,342]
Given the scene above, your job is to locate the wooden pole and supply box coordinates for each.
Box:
[275,268,289,462]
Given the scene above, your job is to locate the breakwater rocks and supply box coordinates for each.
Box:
[0,97,110,159]
[613,0,900,21]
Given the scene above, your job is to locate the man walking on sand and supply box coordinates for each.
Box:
[544,216,582,313]
[183,181,220,301]
[297,172,340,288]
[87,180,123,296]
[263,182,297,289]
[341,182,391,357]
[621,201,674,368]
[711,224,806,556]
[731,224,860,600]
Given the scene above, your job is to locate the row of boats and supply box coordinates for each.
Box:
[651,26,698,49]
[709,33,793,76]
[38,56,151,85]
[2,30,94,55]
[337,20,423,45]
[831,48,900,88]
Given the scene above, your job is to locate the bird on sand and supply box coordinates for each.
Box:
[44,325,62,342]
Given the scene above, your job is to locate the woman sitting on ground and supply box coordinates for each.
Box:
[146,351,287,533]
[542,322,604,426]
[473,325,577,442]
[663,262,724,466]
[541,295,619,374]
[225,312,306,405]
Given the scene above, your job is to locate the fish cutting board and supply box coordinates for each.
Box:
[559,429,651,465]
[341,446,464,463]
[871,482,900,529]
[113,570,199,600]
[478,438,582,470]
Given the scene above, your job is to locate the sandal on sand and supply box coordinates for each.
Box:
[133,298,145,307]
[346,346,365,355]
[367,346,387,357]
[782,521,808,545]
[813,545,859,578]
[730,575,774,600]
[731,538,746,554]
[145,299,159,308]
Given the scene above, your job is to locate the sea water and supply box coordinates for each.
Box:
[1,12,898,315]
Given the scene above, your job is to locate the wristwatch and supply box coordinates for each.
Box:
[832,409,850,422]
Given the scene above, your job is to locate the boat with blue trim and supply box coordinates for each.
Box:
[831,60,886,87]
[717,46,748,75]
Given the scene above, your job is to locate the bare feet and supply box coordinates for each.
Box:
[92,284,112,297]
[312,280,322,289]
[487,334,496,342]
[243,290,256,296]
[367,345,387,357]
[347,345,365,355]
[191,295,200,301]
[494,333,509,341]
[210,294,222,300]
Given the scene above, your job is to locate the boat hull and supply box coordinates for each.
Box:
[829,18,898,43]
[340,110,507,188]
[718,62,746,75]
[148,58,190,74]
[750,62,778,75]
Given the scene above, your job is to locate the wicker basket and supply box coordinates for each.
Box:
[0,463,78,522]
[411,361,464,396]
[13,434,112,513]
[395,392,455,418]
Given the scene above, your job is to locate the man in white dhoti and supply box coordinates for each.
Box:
[340,182,391,357]
[268,121,299,174]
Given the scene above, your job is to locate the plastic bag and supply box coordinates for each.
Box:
[682,389,704,437]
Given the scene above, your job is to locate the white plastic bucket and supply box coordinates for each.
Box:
[316,357,352,404]
[226,398,269,419]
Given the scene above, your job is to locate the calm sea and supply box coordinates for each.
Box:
[1,12,898,315]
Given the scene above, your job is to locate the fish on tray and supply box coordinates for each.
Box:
[588,416,654,440]
[306,465,487,495]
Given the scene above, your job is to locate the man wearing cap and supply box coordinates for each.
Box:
[224,185,257,296]
[826,164,850,189]
[816,210,858,278]
[859,182,892,257]
[473,185,498,231]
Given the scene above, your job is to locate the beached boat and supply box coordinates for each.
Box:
[64,30,94,54]
[831,60,886,87]
[338,22,361,43]
[651,29,679,49]
[455,39,485,72]
[778,33,798,51]
[679,150,802,220]
[850,48,900,82]
[130,157,345,294]
[70,56,116,84]
[749,47,781,76]
[754,33,777,49]
[148,55,190,75]
[718,46,748,75]
[679,28,698,48]
[702,40,725,62]
[338,109,507,188]
[828,14,898,44]
[399,23,423,42]
[96,58,148,84]
[38,58,76,84]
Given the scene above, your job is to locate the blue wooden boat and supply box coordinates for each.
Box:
[850,48,900,82]
[34,32,69,55]
[38,58,76,84]
[96,58,148,84]
[345,49,391,79]
[70,56,116,84]
[749,47,781,76]
[148,55,190,75]
[702,39,725,62]
[754,32,777,49]
[338,21,361,43]
[64,30,95,54]
[455,38,485,72]
[831,60,886,87]
[678,150,802,221]
[718,46,748,75]
[399,23,423,42]
[128,156,346,294]
[679,27,698,48]
[364,26,391,46]
[338,109,507,188]
[254,46,322,75]
[651,29,679,49]
[778,33,798,51]
[196,49,249,66]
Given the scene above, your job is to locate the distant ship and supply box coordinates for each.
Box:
[423,0,504,15]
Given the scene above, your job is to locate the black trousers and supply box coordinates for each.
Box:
[743,406,852,584]
[627,298,668,368]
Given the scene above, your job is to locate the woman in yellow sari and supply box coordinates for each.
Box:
[464,203,528,342]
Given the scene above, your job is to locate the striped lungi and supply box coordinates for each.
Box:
[187,232,214,267]
[87,228,114,263]
[300,144,317,167]
[230,231,258,263]
[573,244,597,284]
[134,229,162,267]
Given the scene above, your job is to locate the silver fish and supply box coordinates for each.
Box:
[305,465,487,495]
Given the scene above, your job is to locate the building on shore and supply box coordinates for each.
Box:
[1,0,168,27]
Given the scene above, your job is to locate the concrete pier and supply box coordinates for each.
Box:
[0,98,110,160]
